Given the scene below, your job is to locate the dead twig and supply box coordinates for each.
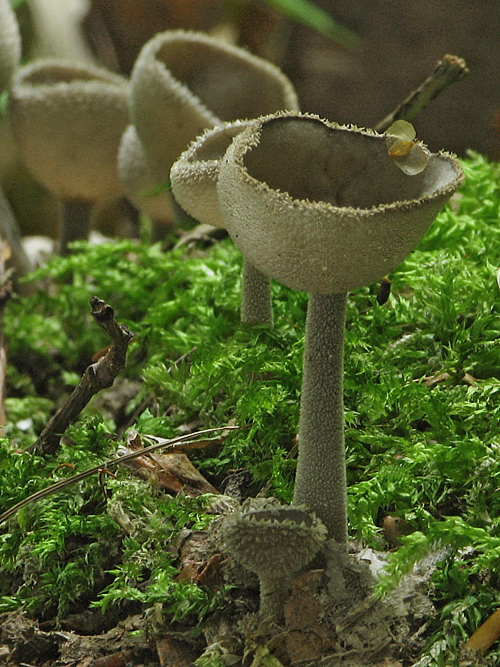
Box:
[0,425,242,525]
[375,54,469,133]
[462,608,500,657]
[27,296,134,456]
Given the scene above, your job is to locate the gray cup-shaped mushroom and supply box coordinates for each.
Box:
[9,60,129,202]
[222,506,327,622]
[0,0,21,92]
[170,121,253,229]
[9,60,129,253]
[218,113,463,294]
[218,112,464,542]
[130,30,299,177]
[170,120,273,324]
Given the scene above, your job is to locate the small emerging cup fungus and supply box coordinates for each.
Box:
[125,29,298,242]
[9,60,129,254]
[222,506,327,622]
[170,120,273,325]
[218,112,464,542]
[171,122,252,230]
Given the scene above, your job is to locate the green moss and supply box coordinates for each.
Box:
[2,152,500,661]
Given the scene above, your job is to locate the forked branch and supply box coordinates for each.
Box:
[27,297,134,456]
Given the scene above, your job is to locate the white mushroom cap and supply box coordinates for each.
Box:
[118,124,174,221]
[130,30,300,174]
[9,60,129,201]
[170,120,253,228]
[217,112,464,294]
[0,0,21,92]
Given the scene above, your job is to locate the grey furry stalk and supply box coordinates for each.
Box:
[294,292,347,542]
[241,259,273,326]
[60,200,92,256]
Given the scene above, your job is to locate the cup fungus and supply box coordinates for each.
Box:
[217,112,464,543]
[9,59,129,254]
[0,0,34,282]
[125,29,298,233]
[222,505,327,622]
[170,120,273,325]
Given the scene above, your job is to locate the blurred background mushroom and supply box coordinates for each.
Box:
[8,59,129,254]
[117,124,176,242]
[0,0,33,283]
[0,0,21,91]
[120,29,299,236]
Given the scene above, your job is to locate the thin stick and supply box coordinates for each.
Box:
[0,187,33,283]
[374,54,469,133]
[0,425,242,526]
[27,297,134,456]
[463,608,500,655]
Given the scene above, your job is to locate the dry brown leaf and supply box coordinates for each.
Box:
[284,569,334,662]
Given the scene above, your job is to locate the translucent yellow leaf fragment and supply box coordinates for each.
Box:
[385,120,430,176]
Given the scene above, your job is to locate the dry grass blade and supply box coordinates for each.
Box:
[0,425,242,525]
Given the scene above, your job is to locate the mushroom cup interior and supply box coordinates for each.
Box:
[17,61,125,87]
[154,37,296,121]
[188,123,250,163]
[243,116,458,209]
[218,114,464,293]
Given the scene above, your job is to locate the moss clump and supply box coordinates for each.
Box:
[1,152,500,662]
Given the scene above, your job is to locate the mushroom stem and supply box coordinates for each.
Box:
[60,200,92,255]
[294,291,348,544]
[259,571,290,622]
[241,259,273,326]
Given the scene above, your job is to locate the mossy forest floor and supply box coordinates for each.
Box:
[1,152,500,665]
